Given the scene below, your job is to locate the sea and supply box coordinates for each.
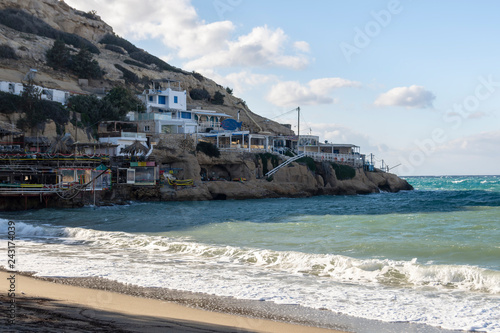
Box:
[1,175,499,332]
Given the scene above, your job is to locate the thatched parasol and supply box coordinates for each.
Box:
[123,140,149,156]
[47,134,74,154]
[0,121,23,137]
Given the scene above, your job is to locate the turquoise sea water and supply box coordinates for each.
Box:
[1,175,499,332]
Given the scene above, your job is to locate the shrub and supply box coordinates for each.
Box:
[114,64,139,84]
[124,59,148,69]
[0,91,22,114]
[196,141,220,158]
[190,88,211,101]
[191,71,204,81]
[105,44,126,54]
[225,87,233,95]
[211,91,225,105]
[46,41,102,79]
[100,33,139,54]
[0,44,18,59]
[331,162,356,180]
[15,83,69,130]
[103,86,145,117]
[71,48,103,79]
[76,10,98,21]
[100,33,186,73]
[46,39,70,69]
[0,9,99,54]
[258,153,280,175]
[297,156,317,172]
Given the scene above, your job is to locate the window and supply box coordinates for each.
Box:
[158,96,166,104]
[144,125,150,132]
[174,96,178,103]
[181,112,191,119]
[148,96,153,102]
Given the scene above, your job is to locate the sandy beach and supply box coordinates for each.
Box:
[1,271,347,333]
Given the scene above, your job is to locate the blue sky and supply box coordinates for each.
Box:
[66,0,500,175]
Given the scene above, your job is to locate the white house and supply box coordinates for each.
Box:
[132,79,197,134]
[0,81,69,104]
[0,81,24,95]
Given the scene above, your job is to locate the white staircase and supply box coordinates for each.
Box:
[265,153,305,177]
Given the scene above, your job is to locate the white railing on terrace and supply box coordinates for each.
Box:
[302,151,363,167]
[121,132,146,139]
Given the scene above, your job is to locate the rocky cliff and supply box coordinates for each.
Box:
[97,145,413,204]
[0,0,293,139]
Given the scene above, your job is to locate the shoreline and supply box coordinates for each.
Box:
[1,271,345,333]
[1,271,463,333]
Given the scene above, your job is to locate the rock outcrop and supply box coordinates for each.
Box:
[116,147,413,203]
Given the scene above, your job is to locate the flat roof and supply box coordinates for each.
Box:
[191,110,230,117]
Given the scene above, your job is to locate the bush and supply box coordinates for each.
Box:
[124,59,148,69]
[105,44,126,54]
[103,86,145,116]
[114,64,139,84]
[0,91,22,114]
[15,83,69,130]
[211,91,225,105]
[100,33,186,73]
[0,44,18,59]
[297,156,317,172]
[0,9,99,54]
[191,71,204,81]
[46,41,103,79]
[196,141,220,158]
[76,10,98,21]
[190,88,211,101]
[100,33,139,54]
[258,153,280,175]
[70,48,103,79]
[331,163,356,180]
[225,87,233,95]
[46,39,70,69]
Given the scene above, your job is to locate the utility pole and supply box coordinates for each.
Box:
[297,106,300,153]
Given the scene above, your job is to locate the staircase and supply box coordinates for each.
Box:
[265,153,305,177]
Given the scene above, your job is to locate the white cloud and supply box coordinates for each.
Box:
[266,78,360,107]
[294,41,310,53]
[66,0,234,58]
[435,130,500,155]
[374,85,436,108]
[66,0,308,71]
[184,25,309,70]
[196,69,277,95]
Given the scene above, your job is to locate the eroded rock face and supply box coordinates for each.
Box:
[146,146,413,201]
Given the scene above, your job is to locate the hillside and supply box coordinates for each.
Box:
[0,0,293,138]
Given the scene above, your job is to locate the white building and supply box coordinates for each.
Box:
[0,81,69,104]
[132,79,231,135]
[98,131,149,156]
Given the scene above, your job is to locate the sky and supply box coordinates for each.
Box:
[64,0,500,176]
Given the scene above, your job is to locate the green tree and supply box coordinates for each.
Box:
[67,94,102,126]
[72,48,103,79]
[212,91,225,105]
[46,39,70,70]
[103,86,145,119]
